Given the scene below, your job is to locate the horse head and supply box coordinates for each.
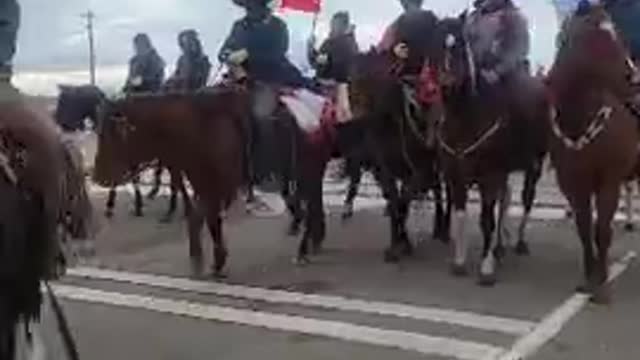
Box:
[549,4,636,101]
[93,96,138,187]
[349,48,402,119]
[55,84,105,132]
[432,13,475,97]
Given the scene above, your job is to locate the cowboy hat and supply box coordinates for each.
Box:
[232,0,272,7]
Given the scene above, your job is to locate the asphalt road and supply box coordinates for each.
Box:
[29,166,640,360]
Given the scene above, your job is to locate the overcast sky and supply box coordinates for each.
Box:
[13,0,560,95]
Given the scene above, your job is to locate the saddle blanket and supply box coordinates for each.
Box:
[280,88,328,133]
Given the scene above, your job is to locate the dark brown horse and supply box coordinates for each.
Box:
[0,99,75,359]
[56,84,185,221]
[547,5,638,303]
[434,16,549,285]
[348,49,447,263]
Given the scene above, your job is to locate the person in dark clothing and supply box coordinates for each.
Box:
[220,0,309,194]
[166,29,211,91]
[0,0,20,101]
[378,0,439,75]
[308,11,359,84]
[124,33,165,93]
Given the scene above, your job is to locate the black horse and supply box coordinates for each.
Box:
[348,49,448,263]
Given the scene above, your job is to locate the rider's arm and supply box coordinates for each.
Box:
[218,21,245,63]
[252,17,289,64]
[377,20,398,52]
[494,10,530,76]
[0,0,20,67]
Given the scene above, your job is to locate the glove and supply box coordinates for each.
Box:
[130,76,143,87]
[316,53,329,65]
[481,69,500,84]
[227,49,249,65]
[393,43,409,59]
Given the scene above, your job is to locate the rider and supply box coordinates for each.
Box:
[378,0,441,147]
[308,11,359,85]
[0,0,20,102]
[166,29,212,91]
[123,33,166,94]
[308,11,358,122]
[464,0,530,90]
[219,0,309,191]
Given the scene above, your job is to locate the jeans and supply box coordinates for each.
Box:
[248,82,279,188]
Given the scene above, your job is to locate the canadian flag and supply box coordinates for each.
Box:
[279,0,321,13]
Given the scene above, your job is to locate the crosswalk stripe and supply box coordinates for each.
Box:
[66,267,536,336]
[51,284,505,360]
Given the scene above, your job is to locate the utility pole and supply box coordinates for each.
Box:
[82,10,96,85]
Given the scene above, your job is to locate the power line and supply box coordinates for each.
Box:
[81,10,96,86]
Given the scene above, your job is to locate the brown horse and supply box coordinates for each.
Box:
[94,88,249,276]
[434,15,549,285]
[547,5,638,303]
[55,84,185,221]
[0,98,74,359]
[348,49,447,263]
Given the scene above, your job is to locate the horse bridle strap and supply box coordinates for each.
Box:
[550,105,613,151]
[0,151,17,185]
[437,118,503,159]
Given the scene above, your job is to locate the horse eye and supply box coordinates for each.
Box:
[446,34,456,48]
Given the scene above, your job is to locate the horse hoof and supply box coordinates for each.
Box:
[515,241,530,256]
[576,282,596,294]
[401,242,414,256]
[450,263,469,277]
[624,223,635,232]
[287,225,301,237]
[493,245,506,261]
[293,256,310,266]
[159,215,173,224]
[311,243,323,255]
[211,269,228,280]
[341,211,354,222]
[105,210,114,219]
[383,248,402,263]
[478,273,497,287]
[590,284,612,305]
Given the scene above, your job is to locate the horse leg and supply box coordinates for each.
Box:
[478,177,503,286]
[592,184,620,304]
[309,172,327,254]
[147,164,162,200]
[623,181,635,231]
[374,166,404,263]
[342,158,361,221]
[206,207,228,278]
[572,196,596,294]
[160,167,180,223]
[431,177,448,243]
[105,187,116,218]
[132,176,143,217]
[494,178,512,261]
[187,199,205,278]
[449,180,470,276]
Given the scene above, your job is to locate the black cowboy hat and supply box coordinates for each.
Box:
[232,0,271,7]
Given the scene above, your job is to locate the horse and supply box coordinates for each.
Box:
[433,15,549,285]
[0,99,78,359]
[348,48,447,263]
[547,4,639,303]
[94,88,248,277]
[56,84,185,222]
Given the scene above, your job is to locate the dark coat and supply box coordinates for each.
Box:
[168,53,212,90]
[310,32,359,83]
[124,50,165,93]
[387,10,440,74]
[606,0,640,60]
[219,15,307,87]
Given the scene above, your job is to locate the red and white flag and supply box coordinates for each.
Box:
[279,0,321,13]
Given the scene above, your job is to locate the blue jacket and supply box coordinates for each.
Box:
[606,0,640,60]
[219,15,307,87]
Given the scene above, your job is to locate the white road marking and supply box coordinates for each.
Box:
[66,266,535,336]
[495,251,637,360]
[52,284,505,360]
